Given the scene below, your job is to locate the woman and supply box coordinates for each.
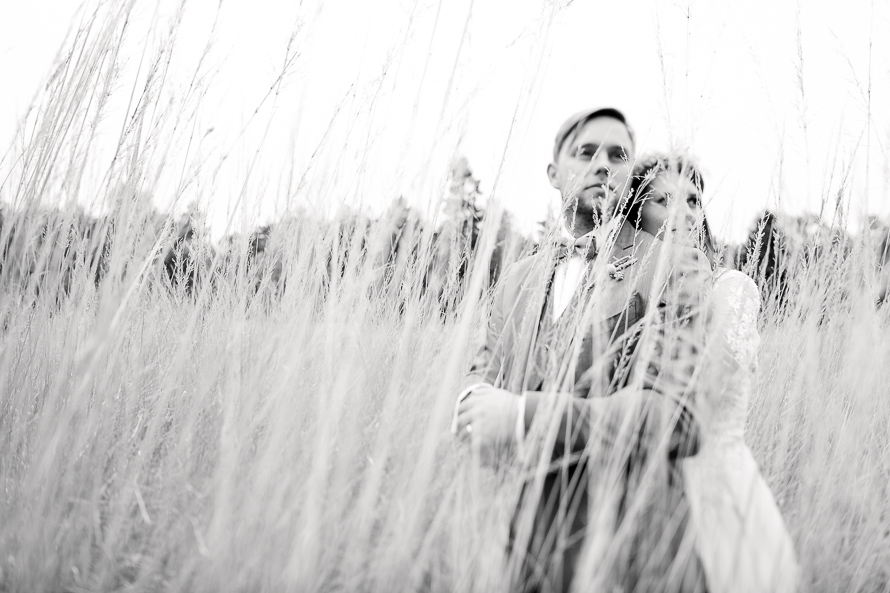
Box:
[624,155,799,593]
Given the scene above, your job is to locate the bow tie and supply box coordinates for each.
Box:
[554,238,638,281]
[556,236,599,262]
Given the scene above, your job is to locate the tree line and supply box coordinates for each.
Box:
[2,159,889,314]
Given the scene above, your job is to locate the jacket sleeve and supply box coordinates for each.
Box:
[522,387,667,458]
[458,263,514,393]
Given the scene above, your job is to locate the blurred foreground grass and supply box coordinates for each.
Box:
[1,3,889,592]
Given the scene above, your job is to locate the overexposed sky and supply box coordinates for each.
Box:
[2,0,888,242]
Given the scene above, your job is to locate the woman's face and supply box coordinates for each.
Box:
[638,169,705,247]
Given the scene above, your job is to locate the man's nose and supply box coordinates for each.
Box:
[588,151,611,176]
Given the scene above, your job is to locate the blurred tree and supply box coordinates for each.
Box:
[429,156,485,313]
[867,216,890,307]
[161,207,215,294]
[738,211,790,308]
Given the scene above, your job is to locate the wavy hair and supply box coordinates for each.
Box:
[618,154,717,266]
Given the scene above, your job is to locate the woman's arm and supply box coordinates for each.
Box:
[710,270,762,375]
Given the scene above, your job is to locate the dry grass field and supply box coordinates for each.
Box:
[1,3,889,592]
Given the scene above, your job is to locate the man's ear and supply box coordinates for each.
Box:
[547,163,560,190]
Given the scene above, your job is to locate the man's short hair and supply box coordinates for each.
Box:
[553,107,635,162]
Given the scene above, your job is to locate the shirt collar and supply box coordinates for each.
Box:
[562,217,623,246]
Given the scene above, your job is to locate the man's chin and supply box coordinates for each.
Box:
[574,194,612,215]
[562,205,604,234]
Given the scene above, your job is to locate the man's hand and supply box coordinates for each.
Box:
[454,386,519,451]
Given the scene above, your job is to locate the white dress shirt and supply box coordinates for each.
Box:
[551,217,622,321]
[551,255,587,322]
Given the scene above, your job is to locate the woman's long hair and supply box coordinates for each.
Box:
[618,154,718,269]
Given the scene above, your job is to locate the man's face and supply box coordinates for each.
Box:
[547,116,634,235]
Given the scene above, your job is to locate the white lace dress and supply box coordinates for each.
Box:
[682,269,799,593]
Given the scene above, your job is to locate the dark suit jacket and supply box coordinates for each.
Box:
[460,221,712,590]
[461,221,711,456]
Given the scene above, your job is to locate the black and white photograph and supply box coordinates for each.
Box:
[1,1,888,591]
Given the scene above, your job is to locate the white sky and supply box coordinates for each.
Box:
[2,0,889,242]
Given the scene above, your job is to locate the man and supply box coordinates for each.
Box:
[453,108,711,592]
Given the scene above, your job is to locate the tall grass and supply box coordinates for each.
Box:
[1,3,889,592]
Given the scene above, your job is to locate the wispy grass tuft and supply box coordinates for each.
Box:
[0,3,889,593]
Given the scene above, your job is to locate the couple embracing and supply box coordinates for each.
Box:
[453,108,798,592]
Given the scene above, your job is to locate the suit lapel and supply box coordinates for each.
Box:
[592,222,649,320]
[501,224,659,394]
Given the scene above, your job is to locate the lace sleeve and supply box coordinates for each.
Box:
[713,270,762,372]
